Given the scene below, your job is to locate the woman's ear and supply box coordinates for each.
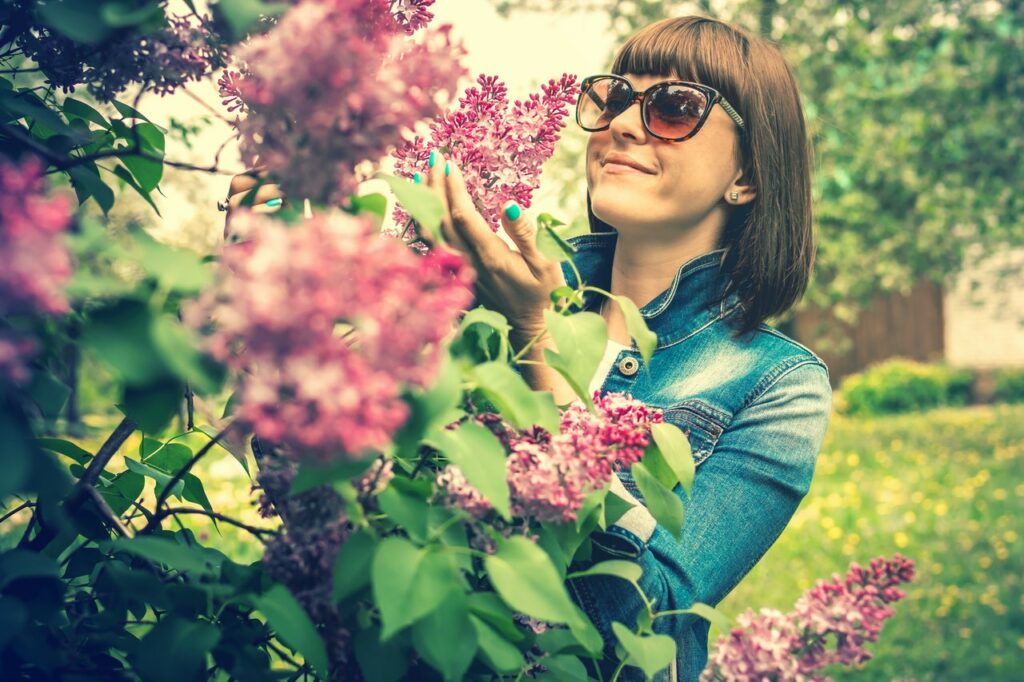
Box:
[725,167,756,206]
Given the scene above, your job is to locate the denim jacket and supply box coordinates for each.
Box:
[559,233,833,682]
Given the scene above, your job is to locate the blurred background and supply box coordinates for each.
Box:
[26,0,1022,679]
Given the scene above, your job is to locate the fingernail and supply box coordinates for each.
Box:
[265,197,282,207]
[413,172,422,184]
[444,161,450,177]
[504,202,521,221]
[428,150,437,168]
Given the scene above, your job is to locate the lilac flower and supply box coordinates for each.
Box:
[226,0,467,204]
[390,73,579,240]
[701,555,916,681]
[0,156,73,385]
[186,209,473,461]
[437,392,663,524]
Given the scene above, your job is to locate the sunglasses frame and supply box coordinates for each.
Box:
[576,73,746,142]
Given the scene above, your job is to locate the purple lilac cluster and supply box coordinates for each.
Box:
[437,392,663,524]
[702,554,916,681]
[186,209,473,461]
[224,0,466,204]
[390,72,578,239]
[13,9,225,101]
[0,156,73,385]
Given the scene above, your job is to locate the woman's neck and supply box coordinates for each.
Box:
[602,227,722,344]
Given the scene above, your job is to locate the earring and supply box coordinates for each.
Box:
[728,191,739,202]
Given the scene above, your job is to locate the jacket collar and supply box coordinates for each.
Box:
[560,232,742,349]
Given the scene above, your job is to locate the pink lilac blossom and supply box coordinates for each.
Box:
[225,0,466,204]
[437,392,663,523]
[187,209,473,460]
[701,554,916,682]
[0,156,74,385]
[390,72,578,240]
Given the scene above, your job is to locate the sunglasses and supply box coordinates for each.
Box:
[576,74,745,142]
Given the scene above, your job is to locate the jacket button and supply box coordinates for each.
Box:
[618,356,639,376]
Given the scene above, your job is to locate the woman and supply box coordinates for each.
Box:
[417,15,832,682]
[226,15,831,681]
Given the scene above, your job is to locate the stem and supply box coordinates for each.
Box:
[80,417,137,487]
[609,658,628,682]
[0,501,33,525]
[152,508,277,541]
[144,425,233,531]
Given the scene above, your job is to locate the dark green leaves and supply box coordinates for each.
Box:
[252,585,329,679]
[130,617,222,682]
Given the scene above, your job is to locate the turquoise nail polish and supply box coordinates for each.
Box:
[413,172,422,184]
[265,197,282,207]
[428,150,437,168]
[444,161,450,177]
[504,202,521,221]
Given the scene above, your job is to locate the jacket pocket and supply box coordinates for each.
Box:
[662,399,727,467]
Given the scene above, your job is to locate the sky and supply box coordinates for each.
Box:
[146,0,617,246]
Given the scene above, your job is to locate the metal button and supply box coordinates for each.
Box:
[618,356,639,376]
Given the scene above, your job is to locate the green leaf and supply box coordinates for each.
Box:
[650,423,694,496]
[215,0,289,41]
[130,617,221,682]
[37,438,92,465]
[483,536,599,654]
[665,602,730,633]
[611,622,676,680]
[151,314,224,394]
[350,192,388,218]
[62,97,110,129]
[68,163,114,213]
[107,536,221,575]
[252,584,329,680]
[470,614,524,674]
[289,456,377,496]
[535,220,577,263]
[603,488,637,528]
[471,362,560,433]
[612,295,657,364]
[38,0,114,43]
[377,173,443,243]
[123,457,185,500]
[83,300,168,384]
[372,537,424,640]
[393,352,462,455]
[0,550,60,591]
[568,560,642,585]
[538,654,588,679]
[542,309,607,407]
[412,591,477,682]
[425,421,510,520]
[25,370,70,419]
[333,528,376,603]
[112,98,152,123]
[97,470,144,517]
[133,229,211,292]
[120,379,183,433]
[354,626,408,682]
[378,486,429,542]
[112,164,161,215]
[100,1,164,28]
[632,462,684,539]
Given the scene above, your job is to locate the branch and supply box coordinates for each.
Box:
[143,425,234,532]
[81,417,137,487]
[152,507,278,541]
[0,501,33,525]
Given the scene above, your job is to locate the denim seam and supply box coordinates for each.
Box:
[739,358,829,411]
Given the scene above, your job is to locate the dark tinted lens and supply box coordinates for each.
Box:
[577,77,633,130]
[646,84,707,139]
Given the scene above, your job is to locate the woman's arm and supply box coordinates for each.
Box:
[568,361,833,647]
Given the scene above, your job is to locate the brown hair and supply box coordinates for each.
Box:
[587,15,814,338]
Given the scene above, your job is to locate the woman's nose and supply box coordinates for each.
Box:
[608,100,647,142]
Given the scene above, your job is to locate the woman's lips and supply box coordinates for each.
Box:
[603,162,651,174]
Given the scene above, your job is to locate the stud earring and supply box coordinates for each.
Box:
[728,191,739,202]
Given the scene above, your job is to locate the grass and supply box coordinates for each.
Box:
[713,402,1024,681]
[4,403,1022,679]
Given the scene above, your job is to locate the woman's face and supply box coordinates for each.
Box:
[586,72,746,240]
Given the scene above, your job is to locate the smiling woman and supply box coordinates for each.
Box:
[420,14,831,682]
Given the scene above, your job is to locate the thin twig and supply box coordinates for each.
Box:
[80,417,137,487]
[152,507,277,541]
[144,425,233,532]
[82,485,132,538]
[0,500,33,525]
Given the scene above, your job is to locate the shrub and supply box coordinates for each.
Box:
[837,358,975,416]
[993,367,1024,403]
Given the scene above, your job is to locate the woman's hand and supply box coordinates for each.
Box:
[222,167,286,238]
[420,152,568,341]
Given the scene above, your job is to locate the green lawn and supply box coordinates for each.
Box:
[5,403,1022,679]
[714,402,1024,681]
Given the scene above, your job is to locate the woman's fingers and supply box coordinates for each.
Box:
[422,154,471,253]
[498,200,549,279]
[440,156,514,270]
